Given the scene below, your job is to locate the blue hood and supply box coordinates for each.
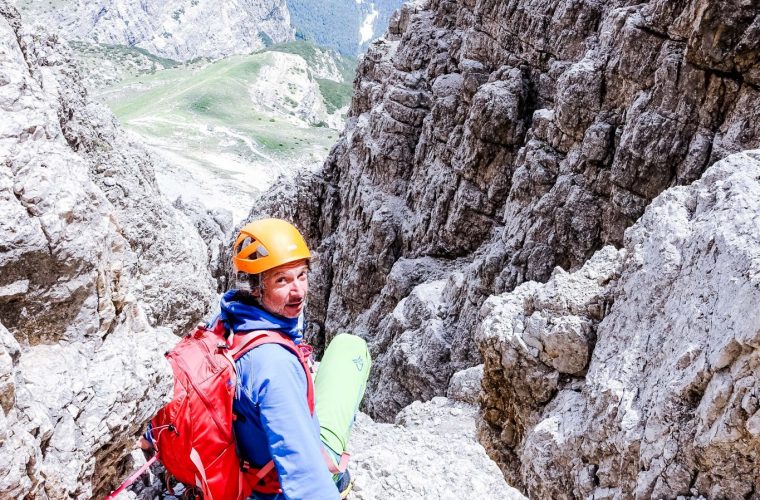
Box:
[218,289,303,343]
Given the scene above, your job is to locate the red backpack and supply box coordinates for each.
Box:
[149,320,315,500]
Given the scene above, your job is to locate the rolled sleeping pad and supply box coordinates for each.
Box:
[314,333,371,461]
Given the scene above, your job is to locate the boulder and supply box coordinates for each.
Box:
[446,365,483,405]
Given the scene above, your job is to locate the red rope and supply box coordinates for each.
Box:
[104,454,159,500]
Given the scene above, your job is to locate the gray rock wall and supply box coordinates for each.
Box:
[251,0,760,422]
[0,2,216,496]
[477,151,760,498]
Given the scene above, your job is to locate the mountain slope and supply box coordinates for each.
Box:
[15,0,404,60]
[15,0,293,61]
[99,41,353,220]
[287,0,404,55]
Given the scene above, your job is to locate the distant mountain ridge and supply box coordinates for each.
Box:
[16,0,404,60]
[15,0,294,61]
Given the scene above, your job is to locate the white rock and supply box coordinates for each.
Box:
[349,398,525,499]
[0,4,215,497]
[478,151,760,498]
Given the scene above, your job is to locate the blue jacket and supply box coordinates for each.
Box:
[219,290,339,500]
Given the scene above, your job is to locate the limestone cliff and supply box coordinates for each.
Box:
[252,0,760,425]
[246,0,760,496]
[0,2,215,496]
[477,151,760,497]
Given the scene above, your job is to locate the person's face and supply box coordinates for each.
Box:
[258,260,309,318]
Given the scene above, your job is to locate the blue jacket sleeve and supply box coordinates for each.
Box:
[241,344,339,500]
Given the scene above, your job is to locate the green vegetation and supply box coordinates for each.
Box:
[102,50,342,177]
[264,41,356,80]
[71,41,182,70]
[262,41,356,110]
[66,38,357,207]
[68,42,188,90]
[316,78,352,113]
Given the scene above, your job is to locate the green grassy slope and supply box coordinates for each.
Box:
[317,78,354,114]
[266,40,356,81]
[89,41,354,219]
[104,51,341,164]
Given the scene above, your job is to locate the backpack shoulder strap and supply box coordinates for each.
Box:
[228,330,276,359]
[229,330,315,414]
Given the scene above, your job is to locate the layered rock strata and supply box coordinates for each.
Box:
[477,151,760,498]
[250,0,760,422]
[0,2,215,496]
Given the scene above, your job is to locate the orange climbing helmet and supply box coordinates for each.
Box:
[232,218,311,275]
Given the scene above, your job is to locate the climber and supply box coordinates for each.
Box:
[222,218,371,499]
[136,218,369,499]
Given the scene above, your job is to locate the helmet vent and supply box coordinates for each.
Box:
[237,237,253,256]
[256,245,269,257]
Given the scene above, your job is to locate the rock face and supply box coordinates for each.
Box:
[446,364,483,405]
[16,0,293,61]
[250,0,760,422]
[172,196,233,293]
[0,2,215,497]
[477,151,760,498]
